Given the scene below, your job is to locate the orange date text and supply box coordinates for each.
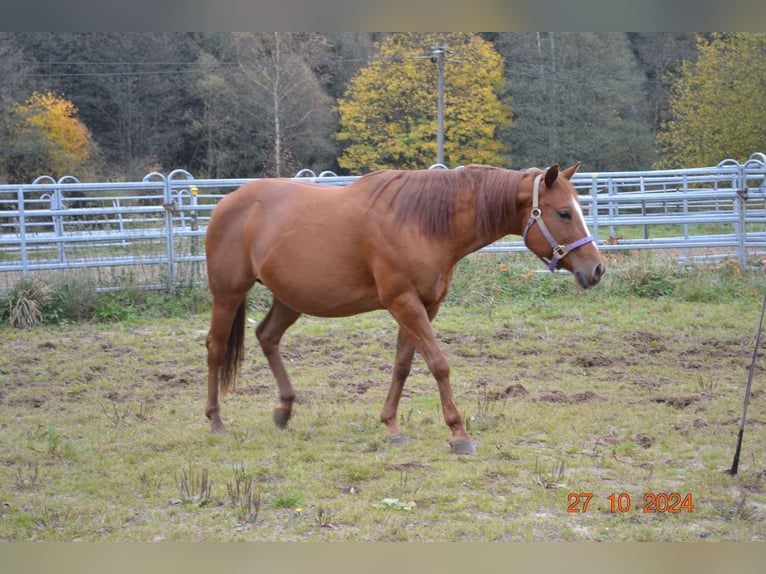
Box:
[566,492,694,513]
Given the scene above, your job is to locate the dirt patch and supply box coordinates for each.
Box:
[535,390,605,404]
[634,379,665,391]
[721,417,766,426]
[594,433,621,446]
[570,391,603,403]
[154,369,196,388]
[352,380,375,395]
[574,354,615,368]
[650,395,702,409]
[490,383,529,400]
[630,331,665,354]
[631,432,656,448]
[232,384,273,396]
[536,390,569,403]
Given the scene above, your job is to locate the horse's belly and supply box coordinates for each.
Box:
[267,279,382,317]
[257,250,382,317]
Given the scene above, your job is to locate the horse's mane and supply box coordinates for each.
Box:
[358,166,529,238]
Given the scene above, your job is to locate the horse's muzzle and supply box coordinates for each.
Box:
[575,260,606,289]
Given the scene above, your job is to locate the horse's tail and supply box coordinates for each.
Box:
[219,299,247,395]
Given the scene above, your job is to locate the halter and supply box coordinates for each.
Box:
[522,173,595,272]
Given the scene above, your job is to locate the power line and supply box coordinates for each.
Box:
[17,54,666,88]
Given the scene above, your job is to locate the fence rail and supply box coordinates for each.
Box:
[2,155,766,292]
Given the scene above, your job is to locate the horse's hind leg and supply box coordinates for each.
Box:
[206,296,247,432]
[380,327,416,444]
[256,298,302,429]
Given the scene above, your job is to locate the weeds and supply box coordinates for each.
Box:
[14,463,41,490]
[535,457,567,489]
[315,507,336,529]
[3,253,766,328]
[99,399,152,426]
[608,254,680,298]
[99,399,134,427]
[134,401,154,423]
[227,464,261,524]
[34,505,72,531]
[138,472,164,492]
[175,464,213,507]
[271,492,302,510]
[2,259,766,541]
[47,426,59,456]
[45,275,97,323]
[713,494,757,522]
[2,277,49,328]
[697,376,719,395]
[471,380,506,426]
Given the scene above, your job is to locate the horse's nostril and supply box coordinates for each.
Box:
[594,263,604,278]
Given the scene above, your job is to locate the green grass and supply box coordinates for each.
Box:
[1,253,766,541]
[0,256,766,541]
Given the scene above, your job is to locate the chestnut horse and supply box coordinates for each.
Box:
[205,163,605,453]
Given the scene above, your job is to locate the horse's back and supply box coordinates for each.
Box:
[207,179,383,315]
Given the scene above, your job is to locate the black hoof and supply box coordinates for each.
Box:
[273,409,290,429]
[386,434,409,445]
[449,439,476,455]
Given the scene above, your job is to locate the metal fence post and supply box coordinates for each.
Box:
[17,185,28,278]
[589,176,599,241]
[162,177,176,293]
[736,162,748,268]
[166,169,196,293]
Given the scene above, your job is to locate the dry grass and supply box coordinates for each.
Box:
[1,264,766,541]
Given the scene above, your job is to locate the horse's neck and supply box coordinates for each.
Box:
[448,195,521,261]
[451,179,527,259]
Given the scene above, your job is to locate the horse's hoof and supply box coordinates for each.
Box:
[273,409,290,429]
[449,439,476,455]
[386,434,409,445]
[209,416,226,434]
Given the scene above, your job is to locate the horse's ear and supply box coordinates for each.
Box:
[561,162,582,180]
[544,164,559,188]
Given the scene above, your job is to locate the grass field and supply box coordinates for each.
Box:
[1,254,766,541]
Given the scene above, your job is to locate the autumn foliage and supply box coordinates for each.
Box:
[7,91,95,181]
[336,33,511,172]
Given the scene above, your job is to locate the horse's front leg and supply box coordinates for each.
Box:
[386,294,475,454]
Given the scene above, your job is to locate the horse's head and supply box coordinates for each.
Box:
[522,163,605,289]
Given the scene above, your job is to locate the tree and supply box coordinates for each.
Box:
[0,33,31,182]
[657,33,766,168]
[231,32,337,177]
[626,33,699,140]
[12,33,208,179]
[336,33,511,172]
[6,91,96,181]
[493,32,655,171]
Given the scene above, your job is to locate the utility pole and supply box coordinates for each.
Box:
[431,44,445,165]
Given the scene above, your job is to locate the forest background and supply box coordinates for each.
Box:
[0,32,763,183]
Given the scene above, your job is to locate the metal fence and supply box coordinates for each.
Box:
[2,154,766,292]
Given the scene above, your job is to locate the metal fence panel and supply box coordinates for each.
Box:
[2,155,765,292]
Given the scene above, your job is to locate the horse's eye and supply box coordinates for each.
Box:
[557,210,572,222]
